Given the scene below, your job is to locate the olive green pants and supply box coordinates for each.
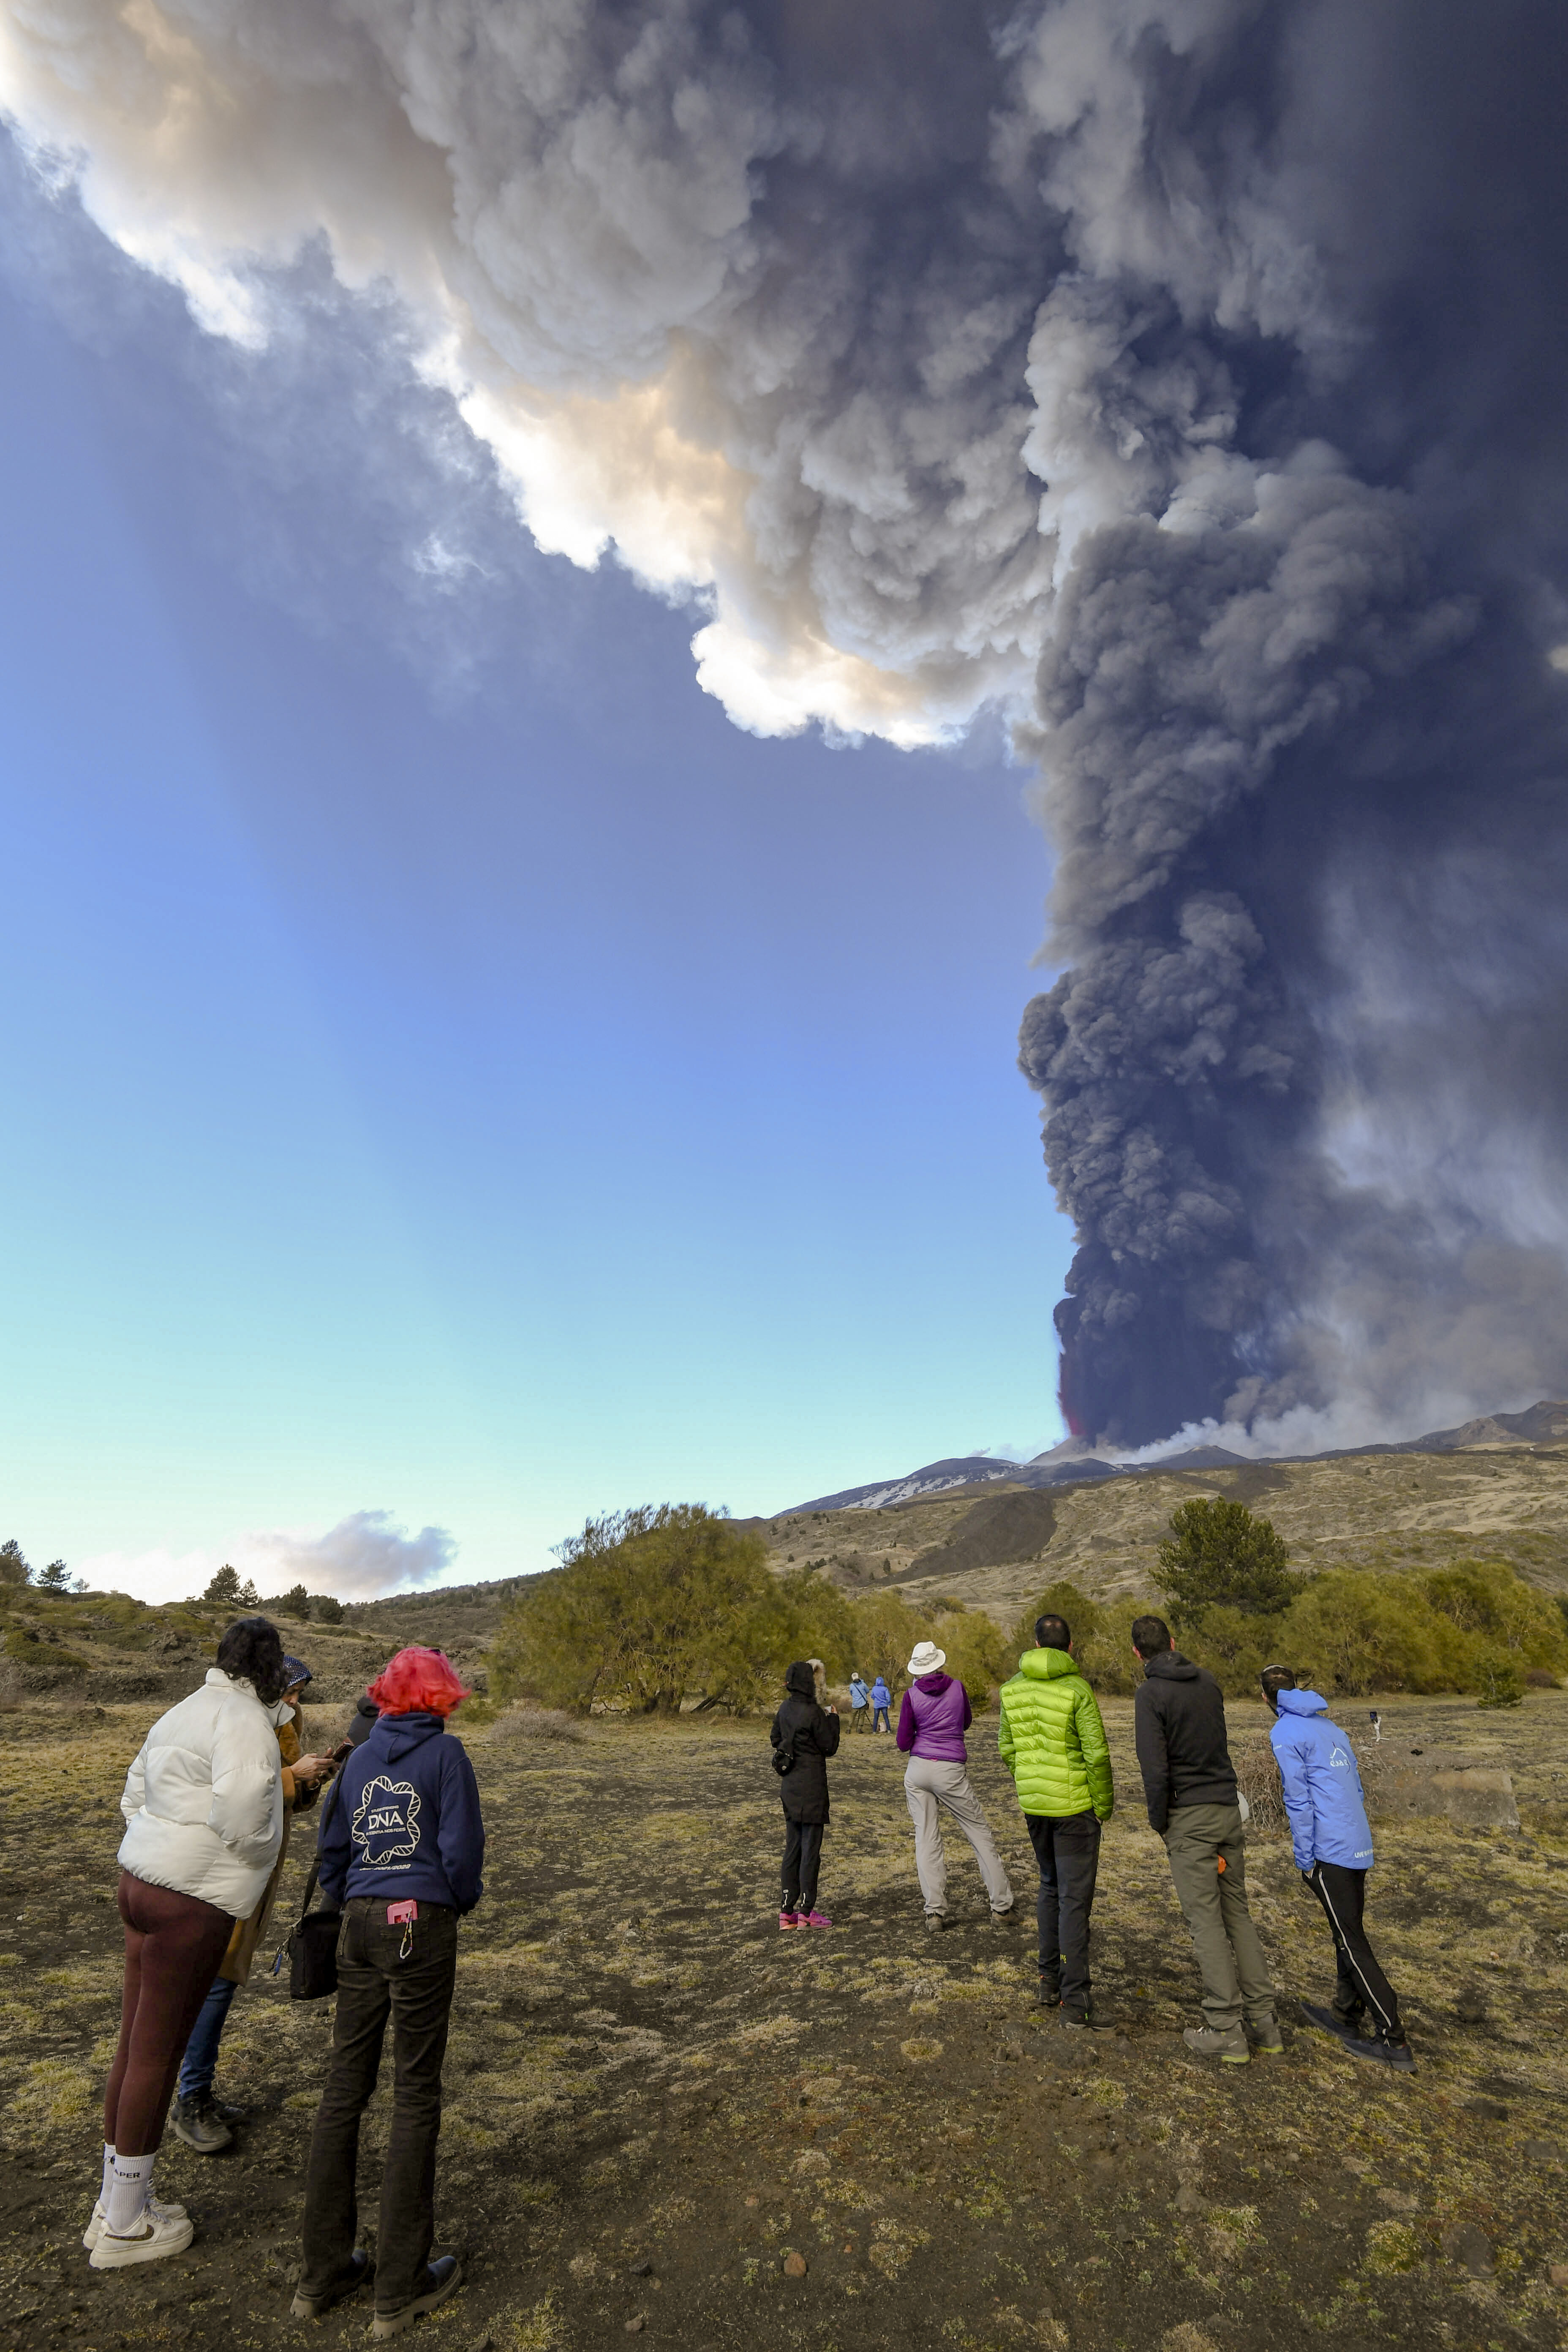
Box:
[1163,1802,1275,2033]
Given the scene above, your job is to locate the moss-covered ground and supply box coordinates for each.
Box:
[1,1692,1566,2351]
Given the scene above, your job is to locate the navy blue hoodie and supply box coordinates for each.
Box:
[318,1710,485,1915]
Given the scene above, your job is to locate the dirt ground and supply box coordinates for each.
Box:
[2,1692,1567,2352]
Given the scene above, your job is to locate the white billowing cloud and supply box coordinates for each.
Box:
[0,0,1337,745]
[77,1510,457,1605]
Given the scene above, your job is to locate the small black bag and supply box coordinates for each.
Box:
[278,1776,343,2000]
[770,1730,797,1777]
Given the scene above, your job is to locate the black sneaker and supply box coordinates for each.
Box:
[371,2256,463,2340]
[172,2092,233,2154]
[291,2251,373,2319]
[1301,2001,1360,2043]
[1345,2032,1416,2073]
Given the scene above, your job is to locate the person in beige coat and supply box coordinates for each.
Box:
[171,1654,331,2151]
[89,1618,291,2268]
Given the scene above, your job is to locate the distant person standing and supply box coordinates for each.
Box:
[1261,1667,1413,2070]
[1132,1614,1282,2064]
[869,1674,893,1734]
[848,1672,871,1732]
[898,1641,1013,1930]
[997,1613,1113,2018]
[90,1618,289,2267]
[295,1647,484,2338]
[771,1661,840,1928]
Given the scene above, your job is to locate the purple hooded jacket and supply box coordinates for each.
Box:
[896,1672,972,1762]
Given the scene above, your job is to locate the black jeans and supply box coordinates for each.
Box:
[301,1897,458,2314]
[1305,1862,1403,2039]
[781,1819,824,1914]
[1026,1811,1101,2015]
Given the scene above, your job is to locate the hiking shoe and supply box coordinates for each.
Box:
[801,1911,833,1929]
[1183,2025,1250,2065]
[1345,2032,1416,2073]
[1062,2008,1115,2032]
[371,2256,462,2339]
[172,2093,233,2154]
[1246,2016,1285,2055]
[83,2194,186,2252]
[924,1914,946,1933]
[778,1911,799,1930]
[88,2208,195,2269]
[1036,1982,1062,2011]
[290,2251,373,2318]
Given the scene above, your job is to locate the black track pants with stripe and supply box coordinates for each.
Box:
[1305,1861,1404,2039]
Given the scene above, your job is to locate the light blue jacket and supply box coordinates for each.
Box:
[1269,1690,1375,1873]
[849,1678,870,1710]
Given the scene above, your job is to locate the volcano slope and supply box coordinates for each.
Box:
[1,1691,1566,2352]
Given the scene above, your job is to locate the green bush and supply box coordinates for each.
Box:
[1199,1557,1568,1699]
[1157,1497,1304,1626]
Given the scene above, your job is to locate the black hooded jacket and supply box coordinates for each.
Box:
[770,1662,841,1825]
[1133,1650,1238,1835]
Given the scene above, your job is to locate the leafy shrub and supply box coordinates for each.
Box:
[1157,1497,1304,1626]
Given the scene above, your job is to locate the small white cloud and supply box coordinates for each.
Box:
[76,1510,457,1606]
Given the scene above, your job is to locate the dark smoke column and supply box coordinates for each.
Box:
[1005,0,1568,1453]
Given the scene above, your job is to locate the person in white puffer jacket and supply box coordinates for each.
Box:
[87,1617,288,2272]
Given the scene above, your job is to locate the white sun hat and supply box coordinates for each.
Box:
[906,1641,947,1676]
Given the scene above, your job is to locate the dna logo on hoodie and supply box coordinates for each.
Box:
[353,1776,422,1867]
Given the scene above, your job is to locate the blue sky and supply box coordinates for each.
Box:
[0,159,1073,1601]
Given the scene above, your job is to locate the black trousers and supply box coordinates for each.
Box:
[781,1818,824,1914]
[301,1897,458,2315]
[1026,1810,1101,2015]
[1305,1862,1403,2039]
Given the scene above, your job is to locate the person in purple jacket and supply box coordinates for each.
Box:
[898,1641,1014,1930]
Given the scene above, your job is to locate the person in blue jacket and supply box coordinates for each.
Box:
[1261,1667,1412,2071]
[869,1674,893,1734]
[294,1647,485,2338]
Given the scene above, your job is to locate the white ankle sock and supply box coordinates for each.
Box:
[100,2142,116,2209]
[105,2152,155,2237]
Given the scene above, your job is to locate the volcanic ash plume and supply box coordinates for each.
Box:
[4,0,1568,1446]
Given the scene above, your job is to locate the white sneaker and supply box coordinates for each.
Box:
[88,2208,195,2268]
[83,2195,188,2252]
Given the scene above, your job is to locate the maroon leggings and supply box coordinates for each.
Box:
[104,1873,234,2156]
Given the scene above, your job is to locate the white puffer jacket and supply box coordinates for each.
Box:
[118,1668,284,1917]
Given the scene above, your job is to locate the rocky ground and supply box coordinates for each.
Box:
[1,1688,1566,2352]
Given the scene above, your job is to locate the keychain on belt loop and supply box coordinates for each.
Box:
[388,1897,418,1958]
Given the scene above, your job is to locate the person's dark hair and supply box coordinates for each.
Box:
[1131,1613,1173,1660]
[1035,1614,1071,1650]
[215,1616,289,1704]
[1260,1665,1297,1712]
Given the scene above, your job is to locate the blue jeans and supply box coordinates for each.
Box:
[177,1974,239,2099]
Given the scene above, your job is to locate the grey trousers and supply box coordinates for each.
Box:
[1163,1802,1276,2033]
[904,1757,1014,1915]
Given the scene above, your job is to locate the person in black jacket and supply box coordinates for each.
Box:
[770,1660,840,1930]
[1132,1615,1280,2065]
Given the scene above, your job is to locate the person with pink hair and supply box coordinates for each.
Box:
[293,1649,484,2340]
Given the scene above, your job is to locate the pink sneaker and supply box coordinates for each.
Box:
[778,1911,799,1930]
[802,1911,833,1929]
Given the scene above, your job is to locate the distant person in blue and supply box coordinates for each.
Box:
[869,1674,892,1734]
[1261,1666,1412,2072]
[294,1648,485,2338]
[848,1672,871,1732]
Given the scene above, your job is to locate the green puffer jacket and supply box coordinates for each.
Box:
[998,1648,1114,1820]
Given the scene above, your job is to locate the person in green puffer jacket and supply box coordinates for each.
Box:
[998,1614,1114,2021]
